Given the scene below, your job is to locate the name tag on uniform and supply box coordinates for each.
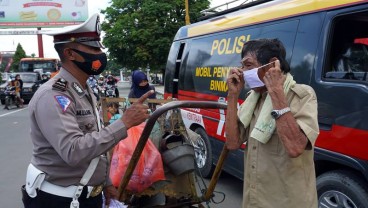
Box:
[76,109,92,116]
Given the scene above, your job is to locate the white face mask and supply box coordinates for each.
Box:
[243,67,264,89]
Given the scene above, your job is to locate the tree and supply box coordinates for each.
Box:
[101,0,210,73]
[11,43,27,72]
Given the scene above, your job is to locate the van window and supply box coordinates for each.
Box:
[325,11,368,82]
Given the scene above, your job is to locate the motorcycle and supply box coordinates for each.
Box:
[4,86,19,110]
[90,84,100,101]
[105,84,116,98]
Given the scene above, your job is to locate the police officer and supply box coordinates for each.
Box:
[22,13,153,208]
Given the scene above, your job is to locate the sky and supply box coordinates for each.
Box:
[0,0,240,59]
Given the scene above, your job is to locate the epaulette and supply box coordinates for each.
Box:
[52,78,68,92]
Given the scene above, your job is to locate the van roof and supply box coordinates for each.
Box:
[179,0,366,39]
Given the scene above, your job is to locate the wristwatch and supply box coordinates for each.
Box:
[271,107,290,119]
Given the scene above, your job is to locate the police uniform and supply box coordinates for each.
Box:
[23,14,126,208]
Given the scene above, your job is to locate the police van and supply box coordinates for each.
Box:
[164,0,368,206]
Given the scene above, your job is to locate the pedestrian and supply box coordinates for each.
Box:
[128,70,157,110]
[225,38,319,208]
[22,13,154,208]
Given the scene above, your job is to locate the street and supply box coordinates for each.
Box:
[0,82,243,208]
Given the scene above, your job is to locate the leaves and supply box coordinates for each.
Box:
[11,43,27,72]
[101,0,210,73]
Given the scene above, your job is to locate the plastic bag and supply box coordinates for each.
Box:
[102,194,128,208]
[110,123,165,193]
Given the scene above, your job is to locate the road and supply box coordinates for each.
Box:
[0,82,243,208]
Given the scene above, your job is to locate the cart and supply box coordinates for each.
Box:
[101,97,229,208]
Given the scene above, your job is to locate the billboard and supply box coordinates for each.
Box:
[0,0,89,28]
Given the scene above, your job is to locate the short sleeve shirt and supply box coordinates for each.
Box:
[29,68,127,186]
[240,84,319,208]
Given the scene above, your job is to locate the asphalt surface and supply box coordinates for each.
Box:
[0,82,243,208]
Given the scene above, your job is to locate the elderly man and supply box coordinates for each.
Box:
[226,38,319,208]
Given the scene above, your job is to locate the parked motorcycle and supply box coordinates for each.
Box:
[4,86,19,110]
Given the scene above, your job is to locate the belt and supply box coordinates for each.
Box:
[39,181,104,198]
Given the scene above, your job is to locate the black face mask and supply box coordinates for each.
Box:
[138,83,149,90]
[71,49,107,75]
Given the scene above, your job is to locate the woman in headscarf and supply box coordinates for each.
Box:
[128,70,156,99]
[128,70,157,110]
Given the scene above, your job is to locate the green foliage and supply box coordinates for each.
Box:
[11,43,27,72]
[103,58,124,76]
[101,0,210,73]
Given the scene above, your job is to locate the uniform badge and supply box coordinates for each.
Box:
[52,78,68,92]
[54,95,71,112]
[72,82,85,96]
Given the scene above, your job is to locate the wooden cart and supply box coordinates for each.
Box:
[101,97,229,208]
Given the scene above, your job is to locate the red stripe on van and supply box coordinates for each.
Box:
[316,125,368,160]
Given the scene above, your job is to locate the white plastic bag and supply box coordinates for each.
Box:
[102,195,128,208]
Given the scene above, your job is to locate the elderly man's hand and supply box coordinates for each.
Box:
[226,67,245,96]
[263,60,285,94]
[121,90,154,129]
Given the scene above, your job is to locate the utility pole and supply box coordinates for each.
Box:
[185,0,190,25]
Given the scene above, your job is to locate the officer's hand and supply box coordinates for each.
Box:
[121,90,154,129]
[103,185,118,206]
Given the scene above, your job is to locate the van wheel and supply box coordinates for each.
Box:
[193,128,214,178]
[317,170,368,208]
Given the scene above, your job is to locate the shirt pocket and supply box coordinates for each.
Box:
[77,115,96,133]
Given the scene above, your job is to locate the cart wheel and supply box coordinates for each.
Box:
[194,128,214,178]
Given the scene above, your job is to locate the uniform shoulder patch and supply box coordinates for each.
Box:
[52,78,68,92]
[54,95,71,112]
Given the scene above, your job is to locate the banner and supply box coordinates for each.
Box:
[0,0,89,28]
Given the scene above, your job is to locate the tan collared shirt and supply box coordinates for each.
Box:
[239,84,319,208]
[29,68,127,186]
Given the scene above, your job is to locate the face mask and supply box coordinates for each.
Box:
[138,83,149,90]
[243,67,264,88]
[71,49,107,75]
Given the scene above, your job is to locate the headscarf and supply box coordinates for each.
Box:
[130,70,156,99]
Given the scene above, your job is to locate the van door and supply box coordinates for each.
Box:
[312,6,368,208]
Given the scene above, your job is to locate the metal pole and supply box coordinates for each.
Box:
[185,0,190,25]
[37,27,44,58]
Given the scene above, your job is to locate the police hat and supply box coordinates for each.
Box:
[41,13,104,48]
